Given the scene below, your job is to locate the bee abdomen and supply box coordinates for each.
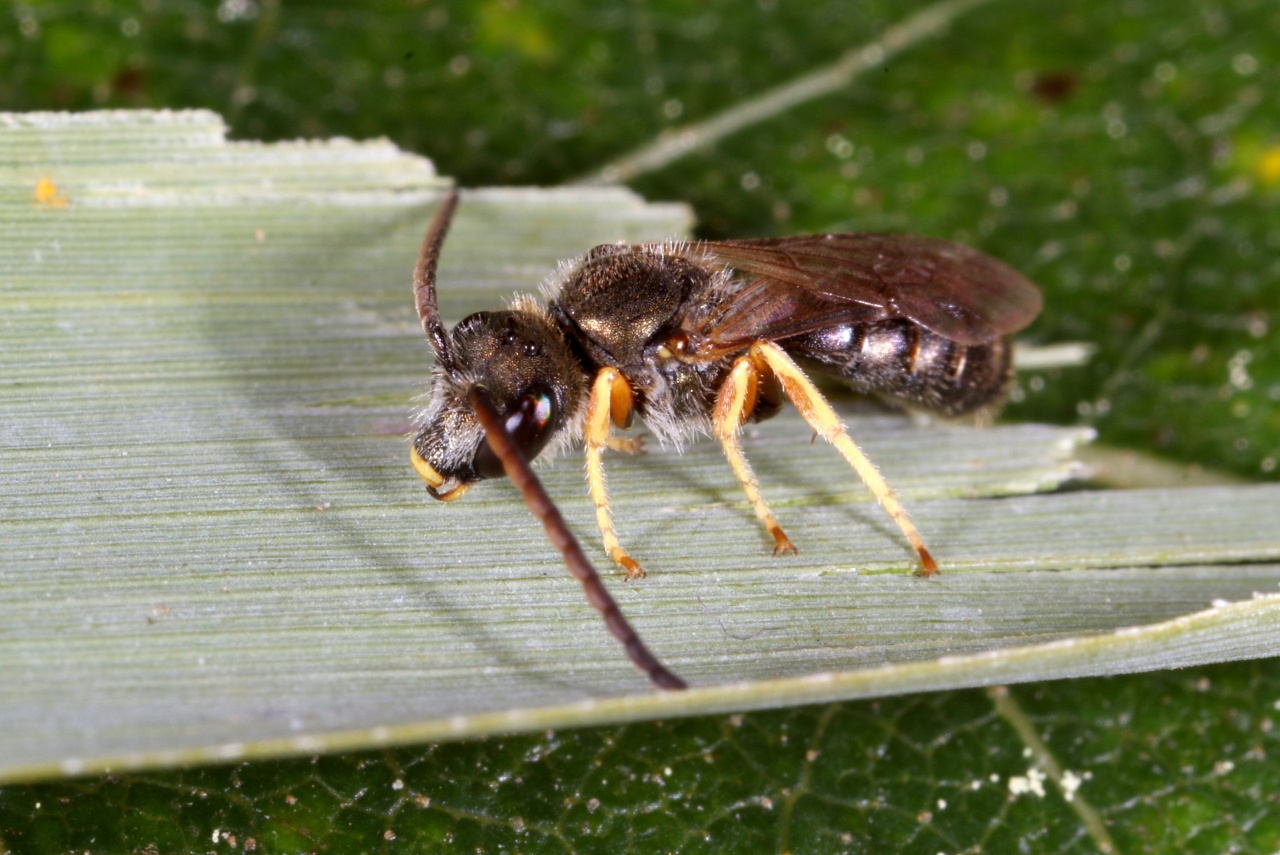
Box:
[784,319,1014,417]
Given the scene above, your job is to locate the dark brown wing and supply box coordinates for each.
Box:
[691,234,1043,353]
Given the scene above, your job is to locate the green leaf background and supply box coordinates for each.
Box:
[2,0,1279,852]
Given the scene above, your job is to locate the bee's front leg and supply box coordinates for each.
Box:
[584,367,647,579]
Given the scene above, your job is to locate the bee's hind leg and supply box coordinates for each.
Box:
[748,341,938,576]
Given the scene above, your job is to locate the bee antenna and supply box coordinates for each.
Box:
[468,385,688,691]
[414,188,460,370]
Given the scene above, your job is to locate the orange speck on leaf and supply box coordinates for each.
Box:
[34,176,69,207]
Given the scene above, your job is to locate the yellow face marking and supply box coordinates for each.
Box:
[410,446,444,488]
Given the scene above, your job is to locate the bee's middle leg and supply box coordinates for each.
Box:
[713,355,797,556]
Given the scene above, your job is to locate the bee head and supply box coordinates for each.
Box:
[411,307,585,501]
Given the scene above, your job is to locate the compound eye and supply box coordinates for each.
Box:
[472,387,558,479]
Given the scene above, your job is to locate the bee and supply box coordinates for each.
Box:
[410,189,1043,690]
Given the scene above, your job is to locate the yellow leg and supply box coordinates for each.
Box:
[749,341,939,576]
[713,356,796,555]
[585,368,645,579]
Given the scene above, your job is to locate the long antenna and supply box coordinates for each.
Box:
[414,188,460,370]
[468,385,688,691]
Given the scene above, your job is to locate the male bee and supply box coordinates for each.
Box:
[410,189,1042,690]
